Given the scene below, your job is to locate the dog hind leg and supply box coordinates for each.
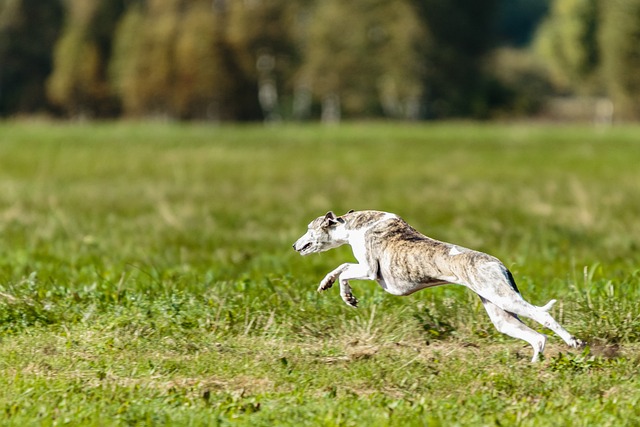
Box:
[480,297,547,362]
[479,291,584,350]
[515,303,584,349]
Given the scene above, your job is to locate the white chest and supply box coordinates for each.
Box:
[348,230,369,264]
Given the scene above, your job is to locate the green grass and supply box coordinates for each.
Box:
[0,121,639,425]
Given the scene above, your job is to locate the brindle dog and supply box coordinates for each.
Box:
[293,210,584,362]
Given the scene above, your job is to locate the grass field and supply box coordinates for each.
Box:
[0,121,639,426]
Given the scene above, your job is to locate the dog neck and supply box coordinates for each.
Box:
[342,210,397,231]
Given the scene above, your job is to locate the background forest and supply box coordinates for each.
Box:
[1,0,640,122]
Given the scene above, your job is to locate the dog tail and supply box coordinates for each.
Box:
[539,299,557,312]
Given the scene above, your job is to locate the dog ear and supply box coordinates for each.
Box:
[331,210,352,224]
[323,211,339,227]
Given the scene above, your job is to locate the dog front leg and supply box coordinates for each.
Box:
[318,263,351,292]
[318,263,375,307]
[341,264,376,307]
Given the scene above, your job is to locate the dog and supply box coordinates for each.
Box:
[293,210,584,362]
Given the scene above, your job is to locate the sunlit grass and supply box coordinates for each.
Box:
[0,121,639,425]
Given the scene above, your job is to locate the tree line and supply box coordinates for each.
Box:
[1,0,639,121]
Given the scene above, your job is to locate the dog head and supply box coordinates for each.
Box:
[293,211,348,255]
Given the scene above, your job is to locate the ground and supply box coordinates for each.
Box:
[0,121,639,425]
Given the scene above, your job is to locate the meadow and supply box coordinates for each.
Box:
[0,121,639,426]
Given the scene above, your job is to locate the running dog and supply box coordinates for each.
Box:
[293,210,584,362]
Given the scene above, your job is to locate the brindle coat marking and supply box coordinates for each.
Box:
[293,210,584,362]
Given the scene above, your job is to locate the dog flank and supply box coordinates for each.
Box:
[293,210,584,362]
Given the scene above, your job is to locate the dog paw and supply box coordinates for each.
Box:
[318,276,336,292]
[569,337,586,349]
[341,292,358,308]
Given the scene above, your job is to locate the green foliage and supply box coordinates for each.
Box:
[1,0,561,120]
[0,122,640,424]
[489,48,553,116]
[10,0,640,121]
[534,0,602,93]
[600,0,640,119]
[303,0,426,119]
[173,5,224,119]
[413,306,456,341]
[549,348,619,373]
[0,0,64,115]
[415,0,503,118]
[496,0,550,46]
[47,0,124,117]
[569,265,640,343]
[534,0,640,119]
[226,0,298,79]
[110,0,264,120]
[111,0,182,118]
[225,0,301,121]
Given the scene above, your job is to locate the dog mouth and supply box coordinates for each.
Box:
[300,242,313,253]
[294,242,313,254]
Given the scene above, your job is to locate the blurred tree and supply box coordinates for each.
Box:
[600,0,640,119]
[108,1,146,117]
[534,0,601,93]
[172,2,232,120]
[226,0,303,121]
[0,0,64,116]
[112,0,264,120]
[2,0,589,120]
[496,0,550,46]
[415,0,501,118]
[47,0,125,117]
[302,0,426,121]
[376,1,428,119]
[489,48,553,117]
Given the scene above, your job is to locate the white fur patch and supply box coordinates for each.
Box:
[449,246,463,256]
[380,212,398,221]
[348,213,397,264]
